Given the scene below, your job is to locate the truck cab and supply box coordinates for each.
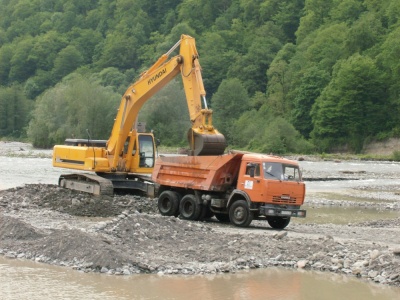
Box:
[238,154,305,206]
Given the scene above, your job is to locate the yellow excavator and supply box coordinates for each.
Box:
[52,34,226,196]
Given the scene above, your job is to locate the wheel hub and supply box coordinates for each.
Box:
[234,207,245,221]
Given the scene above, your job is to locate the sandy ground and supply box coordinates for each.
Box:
[0,142,400,287]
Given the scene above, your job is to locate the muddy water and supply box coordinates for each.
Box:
[2,154,400,298]
[1,256,400,300]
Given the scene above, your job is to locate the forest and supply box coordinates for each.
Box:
[0,0,399,154]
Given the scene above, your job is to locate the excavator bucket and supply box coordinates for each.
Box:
[188,129,227,156]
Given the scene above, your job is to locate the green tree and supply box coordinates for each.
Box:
[52,45,84,80]
[260,0,305,43]
[311,54,388,152]
[29,31,69,71]
[69,28,103,64]
[0,84,32,137]
[198,32,236,98]
[9,37,36,83]
[140,80,190,146]
[212,78,250,145]
[330,0,365,24]
[28,74,120,147]
[304,23,348,72]
[0,45,13,85]
[234,105,313,153]
[263,43,297,119]
[295,0,334,42]
[291,66,330,138]
[344,12,386,54]
[227,22,283,95]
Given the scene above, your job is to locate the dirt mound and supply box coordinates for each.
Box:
[0,184,158,217]
[0,216,43,240]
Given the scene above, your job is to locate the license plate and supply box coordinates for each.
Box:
[281,210,292,216]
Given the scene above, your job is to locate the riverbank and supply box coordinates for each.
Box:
[0,141,400,288]
[1,183,399,287]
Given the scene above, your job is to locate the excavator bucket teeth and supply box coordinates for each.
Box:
[190,130,227,156]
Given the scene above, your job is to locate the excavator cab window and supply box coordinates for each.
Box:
[138,135,155,168]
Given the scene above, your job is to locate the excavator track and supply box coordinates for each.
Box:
[58,173,114,196]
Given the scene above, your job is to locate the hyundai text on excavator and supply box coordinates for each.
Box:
[52,34,226,196]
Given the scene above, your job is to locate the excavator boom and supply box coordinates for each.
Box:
[107,34,226,160]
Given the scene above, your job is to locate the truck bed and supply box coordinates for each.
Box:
[152,153,243,191]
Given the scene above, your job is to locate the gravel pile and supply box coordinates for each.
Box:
[1,184,400,287]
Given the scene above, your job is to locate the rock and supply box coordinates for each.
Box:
[297,260,308,268]
[71,199,80,206]
[392,248,400,256]
[389,273,399,281]
[100,267,109,273]
[273,231,288,240]
[370,250,380,260]
[368,270,379,278]
[374,275,387,284]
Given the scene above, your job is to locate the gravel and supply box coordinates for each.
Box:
[1,183,399,287]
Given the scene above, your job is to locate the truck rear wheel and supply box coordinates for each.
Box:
[229,200,253,227]
[179,194,201,220]
[267,216,291,229]
[158,191,180,216]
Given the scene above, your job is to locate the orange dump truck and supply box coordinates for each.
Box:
[151,152,306,229]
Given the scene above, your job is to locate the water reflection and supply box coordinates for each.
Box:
[1,257,399,300]
[294,205,400,225]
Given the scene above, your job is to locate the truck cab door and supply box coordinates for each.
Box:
[241,162,264,201]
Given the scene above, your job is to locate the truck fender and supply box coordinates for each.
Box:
[226,189,252,208]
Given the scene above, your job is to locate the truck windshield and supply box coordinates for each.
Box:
[263,162,301,181]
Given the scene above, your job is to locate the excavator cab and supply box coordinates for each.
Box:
[121,131,156,174]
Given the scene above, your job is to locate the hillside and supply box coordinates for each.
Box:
[0,0,399,154]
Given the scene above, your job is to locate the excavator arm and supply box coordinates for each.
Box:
[107,34,226,169]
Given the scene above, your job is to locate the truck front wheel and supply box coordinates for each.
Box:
[179,194,201,220]
[158,191,180,216]
[229,200,253,227]
[267,216,291,229]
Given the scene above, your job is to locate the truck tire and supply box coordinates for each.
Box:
[158,191,180,216]
[179,194,201,220]
[229,200,253,227]
[267,216,291,229]
[215,213,230,223]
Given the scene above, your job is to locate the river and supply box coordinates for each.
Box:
[1,149,400,299]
